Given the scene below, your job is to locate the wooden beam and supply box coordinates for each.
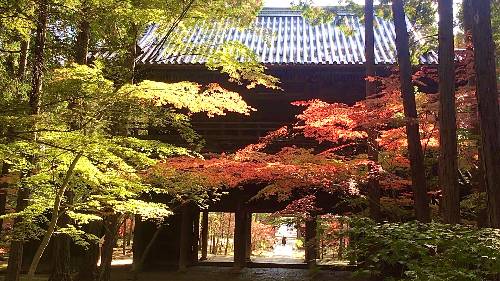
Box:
[200,211,209,261]
[179,203,193,271]
[245,213,252,262]
[191,207,200,263]
[304,217,317,267]
[233,204,249,268]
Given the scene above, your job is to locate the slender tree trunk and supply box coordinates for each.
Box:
[462,0,474,53]
[471,0,500,228]
[50,185,76,281]
[5,186,29,281]
[0,163,9,236]
[365,0,376,97]
[210,235,214,255]
[391,0,431,222]
[98,214,121,281]
[126,217,133,246]
[337,221,344,260]
[0,191,5,233]
[71,8,95,281]
[54,12,90,275]
[128,24,138,84]
[5,53,16,77]
[27,154,82,281]
[462,0,487,227]
[218,213,224,255]
[365,0,381,222]
[438,0,460,224]
[224,213,231,256]
[7,1,49,280]
[17,39,30,80]
[122,217,127,255]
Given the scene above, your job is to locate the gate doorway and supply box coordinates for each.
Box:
[250,214,305,264]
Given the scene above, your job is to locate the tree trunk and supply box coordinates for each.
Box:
[128,24,138,84]
[76,222,100,281]
[75,18,90,64]
[98,214,121,281]
[17,39,30,80]
[50,188,76,281]
[218,213,224,255]
[462,0,474,53]
[224,213,230,256]
[391,0,431,222]
[126,217,133,246]
[0,163,9,236]
[337,221,344,260]
[365,0,381,222]
[121,217,127,255]
[7,1,49,280]
[54,9,91,281]
[364,0,375,97]
[28,0,47,117]
[5,53,16,77]
[48,234,73,281]
[438,0,460,224]
[5,187,29,281]
[211,235,215,255]
[471,0,500,228]
[27,154,82,281]
[0,190,5,233]
[462,0,488,227]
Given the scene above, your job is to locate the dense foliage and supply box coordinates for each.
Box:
[348,218,500,281]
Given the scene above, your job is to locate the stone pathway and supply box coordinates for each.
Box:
[111,266,367,281]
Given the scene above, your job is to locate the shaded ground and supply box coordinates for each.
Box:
[0,265,364,281]
[1,244,357,281]
[112,266,366,281]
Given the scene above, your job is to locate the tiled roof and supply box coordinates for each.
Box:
[137,7,437,66]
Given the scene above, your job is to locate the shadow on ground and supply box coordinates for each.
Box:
[112,266,366,281]
[0,265,366,281]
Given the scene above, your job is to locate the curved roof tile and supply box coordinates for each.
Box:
[137,7,437,66]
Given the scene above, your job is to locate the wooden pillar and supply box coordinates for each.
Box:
[191,208,200,263]
[233,204,248,268]
[178,203,193,271]
[132,215,145,268]
[304,217,317,267]
[200,211,209,261]
[245,212,252,262]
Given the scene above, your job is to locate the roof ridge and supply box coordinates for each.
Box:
[258,6,352,17]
